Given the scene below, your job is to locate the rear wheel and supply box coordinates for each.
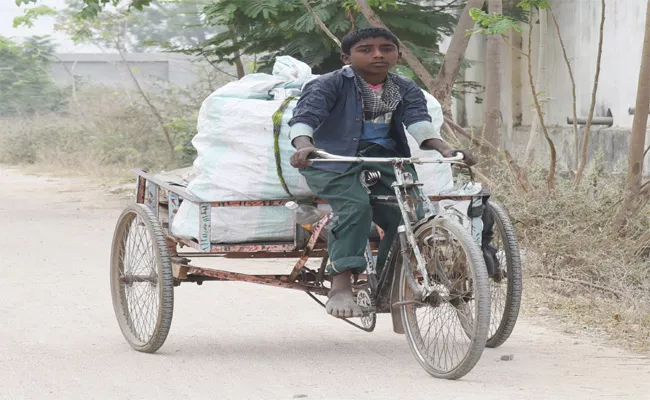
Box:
[110,204,174,353]
[398,217,490,380]
[485,201,522,348]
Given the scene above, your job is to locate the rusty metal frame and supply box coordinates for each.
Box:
[175,263,329,296]
[131,168,472,260]
[130,168,488,305]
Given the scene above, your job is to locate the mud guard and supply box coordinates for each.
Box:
[389,254,405,334]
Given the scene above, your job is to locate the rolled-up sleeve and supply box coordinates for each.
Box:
[407,120,442,147]
[288,122,314,142]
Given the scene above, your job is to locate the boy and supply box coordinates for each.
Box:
[288,28,479,319]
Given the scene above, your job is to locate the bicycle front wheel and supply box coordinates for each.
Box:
[399,217,490,380]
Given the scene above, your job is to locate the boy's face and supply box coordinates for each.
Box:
[341,37,400,76]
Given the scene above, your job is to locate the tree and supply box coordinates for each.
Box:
[118,1,224,52]
[16,0,153,19]
[55,4,179,158]
[615,0,650,231]
[432,0,485,119]
[573,0,606,185]
[523,6,546,170]
[0,35,65,116]
[48,0,223,53]
[470,0,555,191]
[483,0,503,149]
[190,0,458,76]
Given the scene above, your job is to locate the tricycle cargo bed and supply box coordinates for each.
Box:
[137,168,481,254]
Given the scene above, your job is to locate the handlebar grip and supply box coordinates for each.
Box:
[307,150,331,160]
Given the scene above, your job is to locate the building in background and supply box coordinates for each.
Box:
[2,0,221,89]
[458,0,643,131]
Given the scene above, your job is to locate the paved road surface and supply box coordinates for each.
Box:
[2,167,650,400]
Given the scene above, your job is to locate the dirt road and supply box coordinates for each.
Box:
[1,166,650,400]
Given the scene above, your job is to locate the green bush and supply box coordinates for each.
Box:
[0,36,66,116]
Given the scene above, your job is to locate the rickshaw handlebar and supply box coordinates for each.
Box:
[308,150,466,165]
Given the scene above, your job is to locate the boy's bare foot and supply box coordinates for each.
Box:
[326,291,363,318]
[326,271,363,318]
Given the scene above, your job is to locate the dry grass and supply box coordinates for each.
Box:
[486,157,650,352]
[0,84,207,182]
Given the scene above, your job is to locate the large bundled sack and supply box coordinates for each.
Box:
[171,56,452,243]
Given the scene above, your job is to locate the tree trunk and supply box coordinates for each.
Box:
[229,25,245,79]
[483,0,503,149]
[574,0,606,185]
[432,0,485,118]
[301,0,341,47]
[115,43,176,160]
[549,10,580,172]
[615,0,650,231]
[355,0,436,93]
[524,7,547,169]
[523,11,556,192]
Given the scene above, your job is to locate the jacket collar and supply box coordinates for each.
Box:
[341,66,355,78]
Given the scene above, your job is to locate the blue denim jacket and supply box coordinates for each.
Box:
[288,66,439,173]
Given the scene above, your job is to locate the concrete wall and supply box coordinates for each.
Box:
[502,125,635,176]
[459,0,648,131]
[451,0,650,175]
[50,53,234,91]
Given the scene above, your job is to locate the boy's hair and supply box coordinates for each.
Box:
[341,27,400,55]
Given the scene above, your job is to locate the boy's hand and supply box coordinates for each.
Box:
[290,136,320,168]
[440,149,477,166]
[421,138,477,166]
[290,146,319,168]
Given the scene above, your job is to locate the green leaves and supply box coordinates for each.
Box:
[13,5,56,28]
[468,8,523,36]
[469,0,550,36]
[50,0,460,84]
[0,35,65,116]
[241,0,280,19]
[15,1,153,20]
[517,0,550,12]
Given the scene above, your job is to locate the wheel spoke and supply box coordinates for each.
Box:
[402,219,485,378]
[111,205,172,352]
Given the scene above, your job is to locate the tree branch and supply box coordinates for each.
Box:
[530,274,625,299]
[228,25,245,79]
[300,0,341,47]
[504,149,534,192]
[525,10,556,192]
[116,42,176,159]
[201,53,238,79]
[355,0,436,93]
[431,0,485,118]
[550,9,579,172]
[575,0,606,185]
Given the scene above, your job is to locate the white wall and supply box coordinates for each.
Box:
[459,0,648,131]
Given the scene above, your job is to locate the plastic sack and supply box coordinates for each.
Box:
[171,56,451,243]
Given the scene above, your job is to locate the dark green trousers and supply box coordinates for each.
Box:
[299,144,418,276]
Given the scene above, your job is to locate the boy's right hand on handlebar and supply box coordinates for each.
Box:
[441,148,477,166]
[290,146,319,168]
